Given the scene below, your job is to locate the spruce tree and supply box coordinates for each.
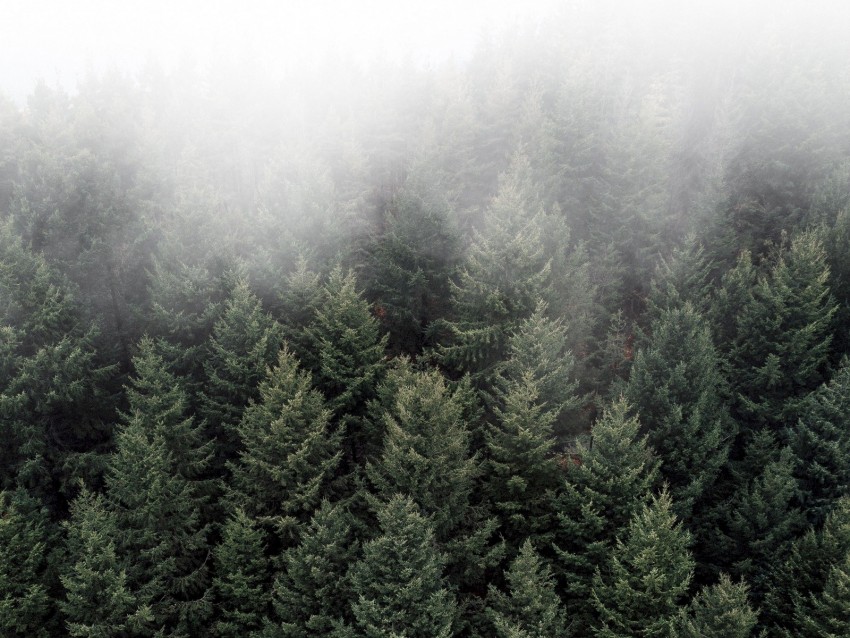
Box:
[625,303,731,521]
[0,489,55,637]
[434,153,552,388]
[486,370,561,552]
[226,347,341,542]
[551,398,659,636]
[200,277,283,465]
[61,487,147,637]
[304,267,388,463]
[269,500,359,638]
[794,552,850,638]
[791,358,850,527]
[591,489,694,638]
[671,575,757,638]
[349,495,456,638]
[485,539,567,638]
[212,508,270,638]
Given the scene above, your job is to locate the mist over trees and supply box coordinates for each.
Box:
[3,3,850,636]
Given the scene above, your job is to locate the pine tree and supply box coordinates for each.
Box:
[671,575,757,638]
[645,234,714,324]
[212,508,270,638]
[794,552,850,638]
[226,347,341,542]
[61,487,148,637]
[104,342,214,635]
[591,489,694,638]
[349,495,456,638]
[434,153,552,388]
[721,431,804,601]
[725,232,837,433]
[200,277,283,465]
[277,256,323,372]
[269,500,359,638]
[625,303,731,521]
[0,489,56,637]
[366,368,501,592]
[486,370,561,552]
[791,358,850,527]
[762,497,850,636]
[486,539,567,638]
[551,398,659,635]
[304,267,388,463]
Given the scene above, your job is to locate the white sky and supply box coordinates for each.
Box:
[0,0,558,102]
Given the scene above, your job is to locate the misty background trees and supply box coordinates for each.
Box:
[3,3,850,636]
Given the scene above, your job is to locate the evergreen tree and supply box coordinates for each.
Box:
[762,497,850,636]
[304,267,388,462]
[200,277,283,465]
[105,343,213,635]
[791,358,850,527]
[434,153,552,388]
[671,575,757,638]
[226,347,341,542]
[794,552,850,638]
[349,495,456,638]
[725,232,837,433]
[0,489,56,637]
[485,539,567,638]
[277,256,323,372]
[551,398,659,635]
[720,431,804,600]
[212,508,270,638]
[269,500,359,638]
[591,489,694,638]
[625,303,731,521]
[645,235,714,324]
[61,487,147,637]
[366,368,501,592]
[486,370,561,552]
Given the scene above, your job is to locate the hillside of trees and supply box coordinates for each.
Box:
[3,6,850,637]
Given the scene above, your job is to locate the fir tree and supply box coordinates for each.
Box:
[61,487,147,637]
[200,277,283,465]
[591,489,694,638]
[552,398,659,635]
[671,575,757,638]
[212,508,270,638]
[226,347,341,543]
[791,358,850,527]
[625,303,731,521]
[485,539,568,638]
[0,489,56,637]
[794,552,850,638]
[270,500,359,638]
[349,495,456,638]
[486,370,561,552]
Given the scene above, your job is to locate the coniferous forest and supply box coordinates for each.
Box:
[3,4,850,637]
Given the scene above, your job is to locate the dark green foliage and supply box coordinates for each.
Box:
[762,497,850,636]
[213,508,270,638]
[360,181,462,355]
[486,539,567,638]
[0,489,56,637]
[793,552,850,637]
[591,489,694,638]
[552,398,659,635]
[105,342,213,635]
[719,431,804,600]
[277,257,323,372]
[200,277,284,465]
[226,347,341,542]
[349,495,456,638]
[435,153,552,387]
[645,235,714,323]
[724,232,837,432]
[61,487,146,637]
[625,303,731,520]
[486,370,561,551]
[791,359,850,526]
[672,575,757,638]
[270,500,359,638]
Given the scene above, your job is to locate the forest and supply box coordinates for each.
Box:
[2,4,850,637]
